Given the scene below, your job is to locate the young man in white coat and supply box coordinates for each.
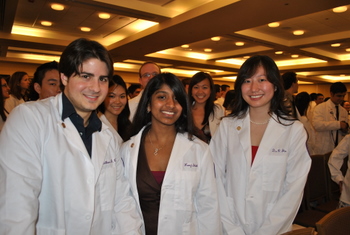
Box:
[312,82,349,155]
[0,38,142,234]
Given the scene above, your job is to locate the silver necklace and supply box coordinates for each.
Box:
[148,130,164,155]
[250,119,270,125]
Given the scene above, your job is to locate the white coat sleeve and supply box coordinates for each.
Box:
[0,105,42,235]
[312,105,340,131]
[112,145,143,235]
[328,135,350,184]
[195,146,223,235]
[209,120,246,235]
[252,124,311,235]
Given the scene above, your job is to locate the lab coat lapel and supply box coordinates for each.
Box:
[253,115,286,166]
[164,133,192,181]
[91,125,111,183]
[237,115,253,166]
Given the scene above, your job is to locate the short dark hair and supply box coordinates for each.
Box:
[127,84,141,95]
[330,82,347,94]
[59,38,113,81]
[295,92,310,116]
[310,93,317,101]
[282,71,297,90]
[130,73,193,140]
[221,84,230,91]
[29,61,59,101]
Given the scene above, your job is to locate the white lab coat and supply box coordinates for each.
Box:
[121,127,222,235]
[99,113,123,145]
[4,94,24,113]
[0,93,142,235]
[312,99,348,155]
[128,90,143,122]
[328,134,350,205]
[210,112,311,235]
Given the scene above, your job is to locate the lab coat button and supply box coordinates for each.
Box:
[85,215,91,220]
[87,178,93,184]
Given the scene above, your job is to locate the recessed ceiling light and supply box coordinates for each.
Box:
[340,74,346,77]
[243,56,250,59]
[41,21,52,26]
[293,30,304,35]
[291,54,299,58]
[204,48,212,52]
[268,22,280,28]
[181,44,189,48]
[346,48,350,52]
[333,6,347,13]
[235,42,244,46]
[51,4,64,11]
[211,37,221,41]
[331,43,341,47]
[98,13,110,19]
[80,27,91,32]
[275,51,283,54]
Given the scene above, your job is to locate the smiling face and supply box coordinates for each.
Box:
[35,69,61,100]
[61,58,109,122]
[241,65,274,112]
[104,85,127,117]
[150,84,182,127]
[191,78,211,105]
[1,78,10,99]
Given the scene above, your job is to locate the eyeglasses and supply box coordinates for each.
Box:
[141,72,158,79]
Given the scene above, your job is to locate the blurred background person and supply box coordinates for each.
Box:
[28,61,61,101]
[127,84,141,99]
[222,90,235,116]
[122,73,221,234]
[5,71,30,113]
[0,77,10,132]
[98,74,131,142]
[189,72,224,143]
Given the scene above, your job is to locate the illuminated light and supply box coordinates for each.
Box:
[181,44,189,48]
[268,22,280,28]
[275,51,283,55]
[331,43,341,47]
[51,4,64,11]
[275,58,326,67]
[217,58,245,66]
[41,21,52,26]
[99,13,110,19]
[7,51,60,62]
[346,48,350,52]
[222,76,237,81]
[293,30,304,35]
[291,54,299,58]
[333,6,347,13]
[113,63,136,69]
[80,27,91,32]
[235,42,245,46]
[243,56,250,59]
[321,75,350,81]
[129,20,158,31]
[161,68,199,77]
[340,74,346,77]
[211,37,221,41]
[204,48,212,52]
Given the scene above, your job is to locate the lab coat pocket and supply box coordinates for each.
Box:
[262,154,287,191]
[99,160,117,211]
[37,227,65,235]
[174,171,199,211]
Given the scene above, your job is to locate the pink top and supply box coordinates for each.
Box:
[152,171,165,185]
[252,146,259,165]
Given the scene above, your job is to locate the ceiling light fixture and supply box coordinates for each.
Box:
[333,6,348,13]
[80,27,91,32]
[346,48,350,52]
[291,54,299,58]
[41,21,52,26]
[181,44,189,48]
[235,42,245,46]
[204,48,212,52]
[268,22,280,28]
[211,37,221,41]
[98,13,110,19]
[275,51,283,54]
[243,56,250,59]
[293,30,304,35]
[331,43,341,47]
[51,4,64,11]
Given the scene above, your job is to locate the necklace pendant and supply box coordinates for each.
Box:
[154,148,159,155]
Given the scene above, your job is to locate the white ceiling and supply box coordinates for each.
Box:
[1,0,350,83]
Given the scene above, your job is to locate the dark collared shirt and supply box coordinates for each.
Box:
[61,93,102,157]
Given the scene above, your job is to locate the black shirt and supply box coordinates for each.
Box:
[61,93,102,157]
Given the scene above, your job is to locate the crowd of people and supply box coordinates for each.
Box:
[0,37,348,234]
